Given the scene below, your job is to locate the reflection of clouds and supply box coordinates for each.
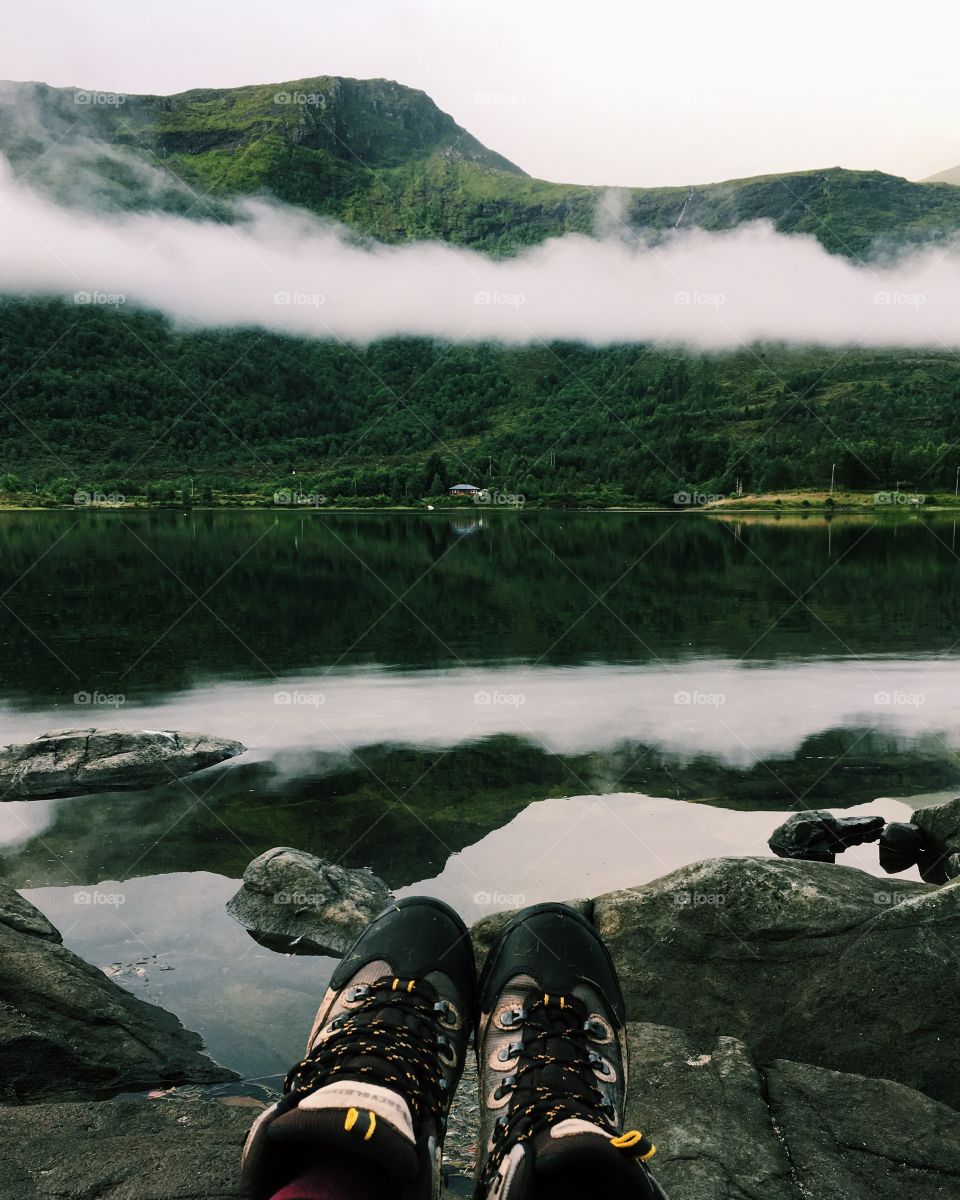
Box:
[406,793,923,922]
[0,796,59,849]
[23,870,332,1084]
[3,658,958,768]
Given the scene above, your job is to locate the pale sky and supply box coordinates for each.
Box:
[0,0,956,188]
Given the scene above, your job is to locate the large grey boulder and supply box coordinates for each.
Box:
[623,1023,960,1200]
[593,858,960,1108]
[0,728,245,800]
[226,847,392,957]
[0,889,235,1104]
[912,796,960,882]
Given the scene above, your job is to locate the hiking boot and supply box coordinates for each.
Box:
[241,896,477,1200]
[475,902,665,1200]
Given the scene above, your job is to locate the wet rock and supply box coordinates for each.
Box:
[226,847,392,957]
[912,796,960,883]
[768,809,885,862]
[0,896,235,1104]
[594,858,960,1108]
[0,728,245,800]
[878,820,924,873]
[624,1022,960,1200]
[0,879,60,941]
[0,1097,255,1198]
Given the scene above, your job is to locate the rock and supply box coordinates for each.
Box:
[623,1022,960,1200]
[0,728,245,800]
[469,899,592,970]
[0,879,60,941]
[912,796,960,883]
[593,857,960,1108]
[0,1097,255,1198]
[946,852,960,880]
[0,901,235,1103]
[878,820,924,873]
[768,809,885,862]
[225,847,392,957]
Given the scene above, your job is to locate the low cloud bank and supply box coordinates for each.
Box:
[0,156,957,349]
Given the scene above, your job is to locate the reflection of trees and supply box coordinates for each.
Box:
[3,730,955,890]
[1,511,960,703]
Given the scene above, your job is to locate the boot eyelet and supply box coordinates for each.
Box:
[344,985,370,1006]
[583,1015,613,1044]
[434,999,462,1030]
[588,1051,616,1080]
[495,1006,527,1031]
[436,1032,458,1068]
[488,1041,522,1071]
[488,1076,515,1108]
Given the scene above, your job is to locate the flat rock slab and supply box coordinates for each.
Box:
[0,891,235,1103]
[226,847,391,957]
[0,1098,255,1199]
[0,878,60,941]
[594,856,960,1109]
[624,1023,960,1200]
[0,728,245,800]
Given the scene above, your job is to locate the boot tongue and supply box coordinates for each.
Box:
[266,1081,421,1181]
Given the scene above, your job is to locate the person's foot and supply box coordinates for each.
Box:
[475,903,664,1199]
[241,896,477,1200]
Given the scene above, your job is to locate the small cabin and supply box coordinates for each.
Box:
[448,483,481,497]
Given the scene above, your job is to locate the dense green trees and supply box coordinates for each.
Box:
[2,298,960,504]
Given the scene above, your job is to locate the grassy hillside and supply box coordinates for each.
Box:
[4,76,960,256]
[2,297,960,504]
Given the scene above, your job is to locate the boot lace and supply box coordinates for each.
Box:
[481,991,653,1189]
[281,976,453,1129]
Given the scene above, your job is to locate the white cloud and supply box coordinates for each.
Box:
[0,156,957,350]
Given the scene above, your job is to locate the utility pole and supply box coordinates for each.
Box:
[830,463,835,495]
[955,465,958,496]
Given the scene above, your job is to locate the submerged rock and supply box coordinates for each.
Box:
[594,857,959,1109]
[768,809,885,862]
[226,847,392,957]
[0,888,235,1104]
[0,728,245,800]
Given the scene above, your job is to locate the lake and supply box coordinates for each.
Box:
[1,508,958,1092]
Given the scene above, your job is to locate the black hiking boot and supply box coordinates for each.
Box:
[475,902,665,1199]
[241,896,477,1200]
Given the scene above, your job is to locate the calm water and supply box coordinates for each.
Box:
[1,509,959,1088]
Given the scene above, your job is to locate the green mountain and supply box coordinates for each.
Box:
[4,75,960,257]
